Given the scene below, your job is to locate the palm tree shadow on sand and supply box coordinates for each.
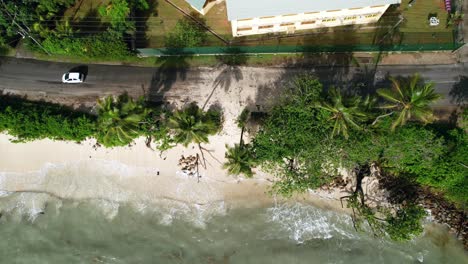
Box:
[202,47,248,110]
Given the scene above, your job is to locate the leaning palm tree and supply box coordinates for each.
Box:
[376,74,442,131]
[236,108,250,146]
[318,88,369,139]
[223,143,255,178]
[168,103,219,147]
[96,93,148,147]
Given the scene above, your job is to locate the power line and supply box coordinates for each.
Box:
[0,0,50,54]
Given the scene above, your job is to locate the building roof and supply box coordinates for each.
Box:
[226,0,401,21]
[185,0,206,11]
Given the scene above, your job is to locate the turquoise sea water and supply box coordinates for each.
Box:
[0,160,466,264]
[0,193,467,264]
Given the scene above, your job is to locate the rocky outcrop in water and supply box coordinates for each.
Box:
[416,189,467,249]
[335,165,467,249]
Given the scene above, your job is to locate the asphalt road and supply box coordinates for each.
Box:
[0,57,466,107]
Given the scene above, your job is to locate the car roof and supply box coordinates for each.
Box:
[68,72,80,79]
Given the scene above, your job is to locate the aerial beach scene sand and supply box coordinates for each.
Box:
[1,71,467,262]
[1,0,468,262]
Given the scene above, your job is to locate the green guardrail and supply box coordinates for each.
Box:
[138,43,465,57]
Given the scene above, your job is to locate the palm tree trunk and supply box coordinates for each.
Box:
[239,126,245,147]
[196,153,201,183]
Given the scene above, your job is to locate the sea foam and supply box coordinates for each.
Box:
[266,202,357,243]
[0,159,227,227]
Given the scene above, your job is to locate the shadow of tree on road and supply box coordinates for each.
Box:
[148,51,194,102]
[450,75,468,106]
[202,47,249,109]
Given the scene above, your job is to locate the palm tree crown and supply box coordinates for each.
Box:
[223,144,255,177]
[96,93,149,147]
[377,74,441,131]
[318,88,369,139]
[168,103,220,147]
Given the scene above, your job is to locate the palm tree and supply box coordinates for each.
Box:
[168,103,219,147]
[223,144,255,177]
[96,93,148,147]
[318,88,369,139]
[376,74,441,131]
[236,108,250,146]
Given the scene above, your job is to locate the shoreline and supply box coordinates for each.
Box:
[1,133,467,249]
[0,133,350,215]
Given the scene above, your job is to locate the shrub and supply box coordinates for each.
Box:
[165,18,207,48]
[0,96,96,142]
[42,33,131,59]
[385,204,427,241]
[415,128,468,205]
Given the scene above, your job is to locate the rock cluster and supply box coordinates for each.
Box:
[335,167,467,249]
[178,155,199,177]
[416,189,467,249]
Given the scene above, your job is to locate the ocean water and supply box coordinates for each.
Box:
[0,167,467,263]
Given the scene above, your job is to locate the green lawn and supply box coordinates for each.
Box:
[143,0,188,47]
[399,0,451,33]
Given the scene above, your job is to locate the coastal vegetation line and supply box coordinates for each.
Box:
[0,74,466,245]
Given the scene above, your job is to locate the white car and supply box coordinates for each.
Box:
[62,72,84,83]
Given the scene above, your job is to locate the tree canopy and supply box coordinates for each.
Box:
[377,74,442,130]
[96,94,149,147]
[168,103,221,147]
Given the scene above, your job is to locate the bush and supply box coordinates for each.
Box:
[42,32,131,59]
[165,18,207,48]
[416,128,468,205]
[0,96,96,142]
[385,204,426,241]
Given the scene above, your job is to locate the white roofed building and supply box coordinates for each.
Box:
[184,0,401,37]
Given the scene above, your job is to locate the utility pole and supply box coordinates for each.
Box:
[0,0,51,55]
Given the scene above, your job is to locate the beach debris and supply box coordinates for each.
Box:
[145,135,154,150]
[178,155,197,171]
[178,155,202,181]
[92,142,101,150]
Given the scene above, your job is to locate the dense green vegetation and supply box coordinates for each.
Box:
[249,74,465,240]
[42,32,131,59]
[0,0,148,59]
[0,95,221,151]
[0,95,95,142]
[251,74,464,203]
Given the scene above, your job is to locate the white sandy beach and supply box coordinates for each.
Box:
[0,127,352,216]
